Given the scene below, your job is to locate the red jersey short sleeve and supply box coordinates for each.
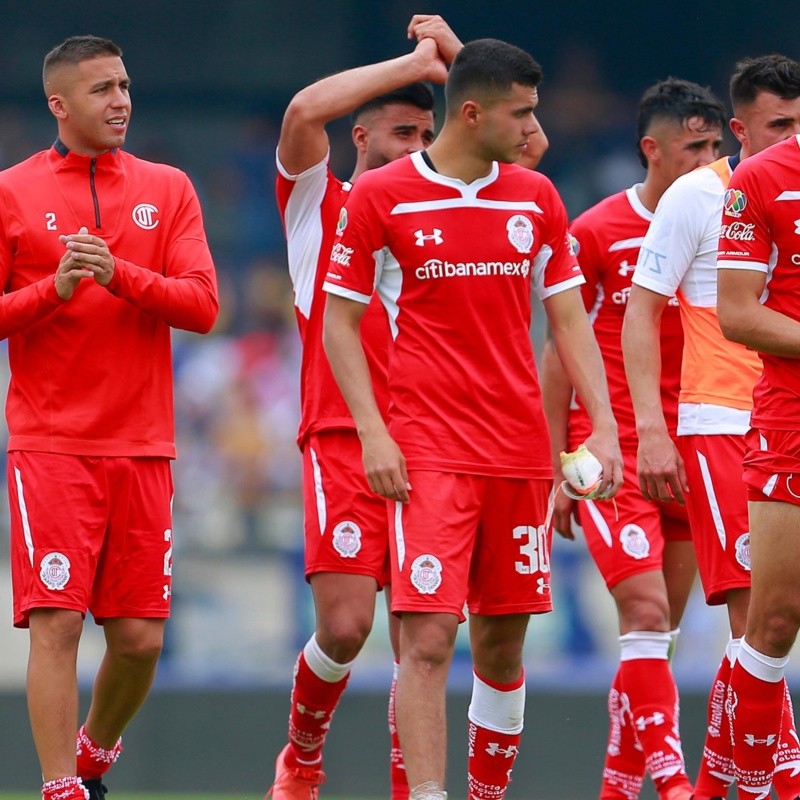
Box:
[0,144,218,457]
[324,152,583,478]
[568,187,683,447]
[717,134,800,429]
[275,153,390,447]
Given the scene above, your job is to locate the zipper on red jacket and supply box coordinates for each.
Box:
[90,158,101,228]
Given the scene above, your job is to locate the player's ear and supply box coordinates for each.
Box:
[461,99,480,127]
[352,124,368,153]
[729,117,747,148]
[638,134,658,164]
[48,93,68,120]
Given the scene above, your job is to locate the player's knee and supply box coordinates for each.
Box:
[108,624,165,666]
[319,614,373,658]
[403,622,455,669]
[755,606,800,655]
[29,608,84,652]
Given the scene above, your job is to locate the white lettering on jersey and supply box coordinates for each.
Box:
[639,246,665,275]
[416,258,531,281]
[45,212,58,231]
[414,229,443,246]
[721,222,756,241]
[331,242,353,267]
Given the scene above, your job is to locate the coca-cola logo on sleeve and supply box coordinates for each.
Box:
[720,222,756,241]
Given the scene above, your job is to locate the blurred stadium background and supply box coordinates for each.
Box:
[0,0,798,796]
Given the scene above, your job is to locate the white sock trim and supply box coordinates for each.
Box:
[619,630,671,661]
[302,635,354,683]
[727,637,741,668]
[737,637,789,683]
[467,671,525,735]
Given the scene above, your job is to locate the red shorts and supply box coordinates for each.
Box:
[302,430,390,585]
[577,449,690,590]
[743,427,800,505]
[9,452,174,628]
[677,434,751,605]
[389,471,553,620]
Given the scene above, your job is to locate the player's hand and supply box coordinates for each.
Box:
[360,428,412,502]
[636,427,688,505]
[552,471,577,540]
[59,228,115,287]
[410,32,449,85]
[584,428,624,500]
[54,226,94,300]
[407,14,463,64]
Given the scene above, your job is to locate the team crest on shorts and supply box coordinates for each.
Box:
[332,521,362,558]
[506,215,534,254]
[620,524,650,560]
[410,554,442,594]
[735,533,752,570]
[39,552,71,591]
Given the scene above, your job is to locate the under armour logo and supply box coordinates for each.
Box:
[636,712,666,730]
[537,577,550,594]
[162,585,171,600]
[485,742,519,758]
[744,733,777,747]
[618,259,636,276]
[415,228,443,246]
[296,704,327,719]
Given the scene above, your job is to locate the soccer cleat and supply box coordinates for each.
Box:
[264,745,326,800]
[82,779,107,800]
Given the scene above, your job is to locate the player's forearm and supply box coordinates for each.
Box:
[0,277,64,339]
[550,317,616,437]
[621,304,668,435]
[108,256,218,333]
[540,337,572,470]
[323,303,387,438]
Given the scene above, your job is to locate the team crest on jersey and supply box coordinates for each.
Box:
[332,520,362,558]
[336,207,348,236]
[506,215,534,254]
[620,524,650,560]
[735,533,752,570]
[132,203,159,230]
[39,552,71,591]
[723,189,747,218]
[410,554,442,594]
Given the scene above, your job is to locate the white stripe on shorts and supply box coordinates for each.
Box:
[584,499,612,548]
[309,447,327,536]
[696,450,726,550]
[394,501,405,570]
[14,466,34,566]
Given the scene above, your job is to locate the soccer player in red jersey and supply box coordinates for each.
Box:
[323,38,623,800]
[624,55,800,800]
[0,36,218,800]
[541,78,726,800]
[269,15,462,800]
[717,80,800,800]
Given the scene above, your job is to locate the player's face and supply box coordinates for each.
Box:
[735,91,800,156]
[362,103,435,170]
[654,116,723,185]
[48,55,131,156]
[479,83,540,164]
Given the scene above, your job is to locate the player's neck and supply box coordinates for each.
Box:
[636,173,666,213]
[425,134,493,184]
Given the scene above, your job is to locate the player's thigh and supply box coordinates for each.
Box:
[389,470,482,619]
[91,457,174,622]
[8,451,108,627]
[468,477,552,616]
[302,431,390,583]
[576,467,666,591]
[678,434,751,605]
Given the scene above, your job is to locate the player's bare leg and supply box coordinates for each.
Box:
[662,538,697,633]
[729,502,800,800]
[610,569,693,800]
[27,608,83,781]
[396,611,458,795]
[268,572,377,798]
[468,613,529,800]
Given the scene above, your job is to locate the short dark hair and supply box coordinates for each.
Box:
[43,35,122,93]
[730,54,800,113]
[444,38,542,112]
[351,82,434,126]
[635,77,726,167]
